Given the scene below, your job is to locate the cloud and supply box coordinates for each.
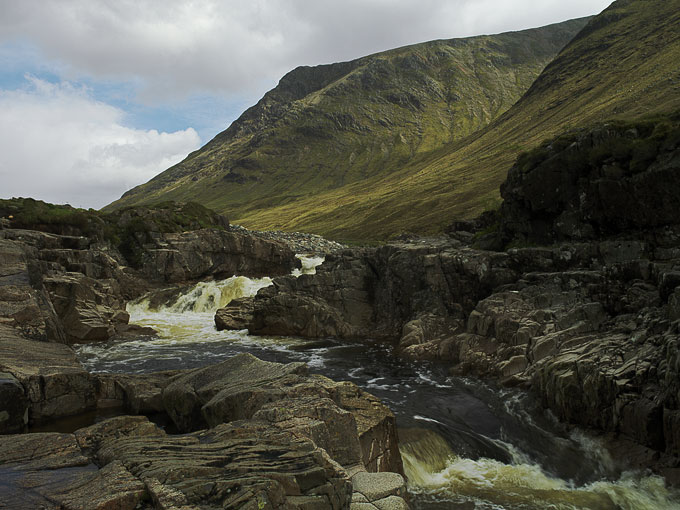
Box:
[0,0,613,102]
[0,76,200,209]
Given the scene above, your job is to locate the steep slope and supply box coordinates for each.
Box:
[106,19,589,226]
[234,0,680,240]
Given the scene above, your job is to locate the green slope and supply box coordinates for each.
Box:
[226,0,680,241]
[106,19,589,225]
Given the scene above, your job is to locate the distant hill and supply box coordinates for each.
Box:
[105,18,589,238]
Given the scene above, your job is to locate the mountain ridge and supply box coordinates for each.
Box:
[107,18,590,233]
[224,0,680,241]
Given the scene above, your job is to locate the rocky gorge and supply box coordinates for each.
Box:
[1,117,680,508]
[0,204,408,509]
[215,117,680,484]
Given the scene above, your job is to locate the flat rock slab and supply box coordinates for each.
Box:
[162,352,309,431]
[352,471,407,502]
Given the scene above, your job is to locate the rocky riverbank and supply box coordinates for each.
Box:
[0,352,408,509]
[0,202,409,508]
[0,207,298,345]
[216,120,680,481]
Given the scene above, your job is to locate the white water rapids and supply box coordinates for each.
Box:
[75,254,680,509]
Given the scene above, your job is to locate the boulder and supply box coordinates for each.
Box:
[162,353,404,474]
[214,296,255,331]
[139,229,299,282]
[0,324,95,426]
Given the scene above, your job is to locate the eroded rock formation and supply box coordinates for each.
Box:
[0,221,297,345]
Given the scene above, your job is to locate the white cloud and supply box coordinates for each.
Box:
[0,76,200,209]
[0,0,613,102]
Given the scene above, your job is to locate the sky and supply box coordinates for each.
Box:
[0,0,613,209]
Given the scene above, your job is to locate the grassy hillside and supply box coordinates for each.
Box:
[230,0,680,241]
[106,19,589,232]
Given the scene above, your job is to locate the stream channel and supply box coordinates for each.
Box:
[75,256,680,509]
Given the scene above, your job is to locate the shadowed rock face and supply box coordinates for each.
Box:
[0,324,95,428]
[499,118,680,245]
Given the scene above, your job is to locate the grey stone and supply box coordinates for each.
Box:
[374,495,410,510]
[351,471,406,501]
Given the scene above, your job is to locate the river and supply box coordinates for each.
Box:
[75,255,680,509]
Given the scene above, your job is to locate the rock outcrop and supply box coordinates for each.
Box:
[161,353,403,476]
[499,118,680,245]
[0,218,297,345]
[139,228,297,283]
[0,324,95,429]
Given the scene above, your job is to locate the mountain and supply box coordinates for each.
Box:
[105,18,589,237]
[238,0,680,241]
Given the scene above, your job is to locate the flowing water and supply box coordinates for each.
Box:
[75,255,680,509]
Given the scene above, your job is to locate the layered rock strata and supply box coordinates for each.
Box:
[0,415,352,510]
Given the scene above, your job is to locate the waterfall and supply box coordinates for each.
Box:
[400,428,678,510]
[127,275,273,316]
[127,254,324,316]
